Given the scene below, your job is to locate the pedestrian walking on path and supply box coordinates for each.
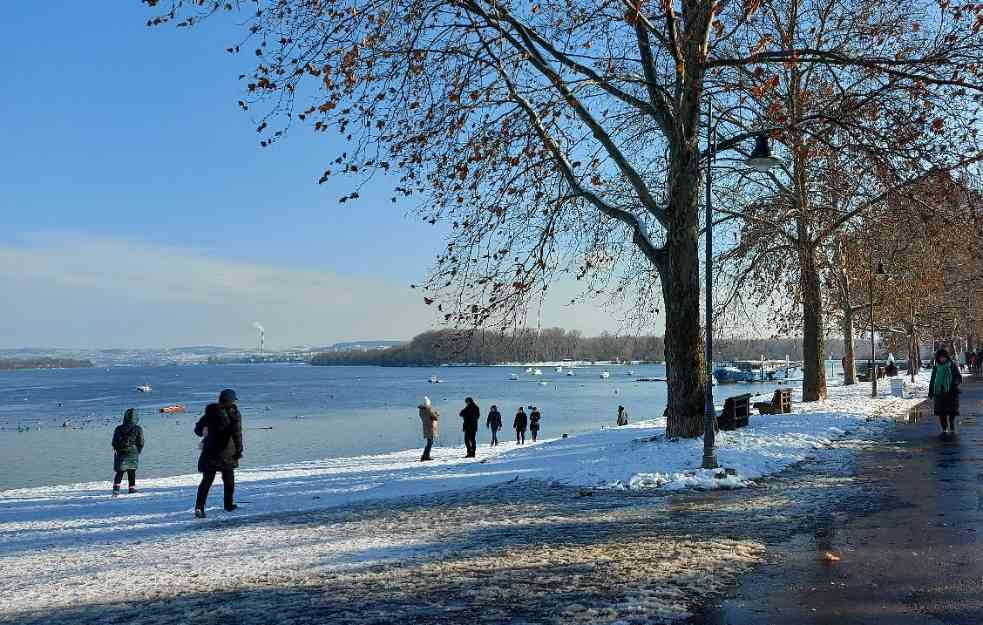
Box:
[111,408,144,497]
[513,407,528,444]
[194,389,243,517]
[486,405,502,446]
[617,405,629,426]
[460,397,480,458]
[929,348,962,435]
[529,407,542,442]
[418,396,439,461]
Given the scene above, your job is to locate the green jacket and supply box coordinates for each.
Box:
[112,409,144,471]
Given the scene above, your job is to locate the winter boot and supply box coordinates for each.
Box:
[224,504,238,512]
[128,486,138,494]
[194,508,207,519]
[112,485,121,498]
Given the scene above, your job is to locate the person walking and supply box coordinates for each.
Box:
[460,397,480,458]
[111,408,144,497]
[529,407,542,442]
[513,407,528,444]
[194,389,243,518]
[617,405,629,426]
[928,348,962,436]
[419,396,439,461]
[486,405,502,446]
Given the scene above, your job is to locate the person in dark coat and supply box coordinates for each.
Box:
[111,408,144,496]
[513,407,528,444]
[928,348,962,435]
[617,405,629,426]
[486,405,503,447]
[194,389,244,517]
[529,407,542,442]
[460,397,480,458]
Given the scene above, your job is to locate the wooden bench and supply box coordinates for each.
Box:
[718,394,752,431]
[754,388,792,415]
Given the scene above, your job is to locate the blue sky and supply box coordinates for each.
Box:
[0,2,628,348]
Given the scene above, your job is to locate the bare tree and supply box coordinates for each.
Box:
[146,0,983,433]
[712,0,983,400]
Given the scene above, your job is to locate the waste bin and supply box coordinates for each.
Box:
[890,378,905,398]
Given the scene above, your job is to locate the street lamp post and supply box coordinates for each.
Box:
[869,260,887,397]
[702,100,717,470]
[701,106,782,470]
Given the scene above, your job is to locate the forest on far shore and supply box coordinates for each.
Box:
[311,328,848,367]
[0,358,95,371]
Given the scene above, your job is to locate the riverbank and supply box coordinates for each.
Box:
[0,374,929,623]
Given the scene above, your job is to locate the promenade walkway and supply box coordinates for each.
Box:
[699,376,983,625]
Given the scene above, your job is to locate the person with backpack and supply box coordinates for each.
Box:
[111,408,144,497]
[193,389,244,517]
[460,397,481,458]
[513,407,528,444]
[486,405,503,446]
[929,348,962,436]
[529,407,542,442]
[419,396,439,461]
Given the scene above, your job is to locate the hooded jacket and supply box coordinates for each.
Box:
[419,403,439,440]
[195,403,244,472]
[112,409,144,472]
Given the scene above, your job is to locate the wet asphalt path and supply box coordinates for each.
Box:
[697,377,983,625]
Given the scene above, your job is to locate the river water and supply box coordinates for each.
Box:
[0,363,798,490]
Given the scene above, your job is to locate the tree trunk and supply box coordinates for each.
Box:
[909,329,918,383]
[841,307,857,385]
[659,147,706,439]
[799,243,829,401]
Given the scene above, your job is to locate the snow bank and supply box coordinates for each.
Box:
[0,371,930,622]
[0,373,928,548]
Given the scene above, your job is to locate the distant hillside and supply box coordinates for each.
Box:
[0,358,94,371]
[318,340,405,352]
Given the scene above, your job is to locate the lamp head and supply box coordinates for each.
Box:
[747,134,783,172]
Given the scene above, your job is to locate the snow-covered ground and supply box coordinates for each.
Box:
[0,373,929,623]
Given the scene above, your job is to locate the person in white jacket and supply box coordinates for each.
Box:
[418,396,439,461]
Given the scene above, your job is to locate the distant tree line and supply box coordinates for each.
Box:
[0,358,94,371]
[311,329,846,367]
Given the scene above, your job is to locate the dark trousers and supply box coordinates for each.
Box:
[196,469,235,510]
[490,427,499,446]
[422,438,434,460]
[939,414,957,432]
[113,469,136,487]
[464,430,477,457]
[516,429,525,444]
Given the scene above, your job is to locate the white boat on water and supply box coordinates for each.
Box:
[509,373,519,381]
[566,371,575,377]
[136,384,152,393]
[555,366,563,373]
[599,370,610,379]
[533,369,543,376]
[627,370,635,376]
[525,367,534,373]
[428,375,442,384]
